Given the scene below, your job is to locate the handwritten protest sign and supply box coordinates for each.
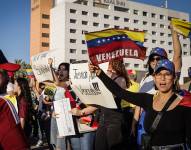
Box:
[53,98,76,136]
[31,52,53,82]
[31,50,65,82]
[70,63,117,109]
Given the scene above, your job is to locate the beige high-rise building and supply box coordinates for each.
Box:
[30,0,52,58]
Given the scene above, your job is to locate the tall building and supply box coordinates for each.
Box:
[30,0,52,58]
[30,0,190,83]
[50,0,190,71]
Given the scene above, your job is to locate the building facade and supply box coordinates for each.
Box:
[50,0,190,71]
[30,0,190,83]
[30,0,52,57]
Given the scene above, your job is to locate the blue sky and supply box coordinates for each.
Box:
[0,0,190,63]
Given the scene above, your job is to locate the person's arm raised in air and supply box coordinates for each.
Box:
[171,23,182,73]
[47,58,68,88]
[89,64,152,109]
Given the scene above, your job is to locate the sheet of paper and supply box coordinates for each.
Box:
[70,63,117,109]
[53,98,75,136]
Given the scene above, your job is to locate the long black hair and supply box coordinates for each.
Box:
[16,77,32,105]
[109,59,131,88]
[0,70,9,94]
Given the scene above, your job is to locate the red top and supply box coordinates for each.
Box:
[17,96,28,119]
[0,97,29,150]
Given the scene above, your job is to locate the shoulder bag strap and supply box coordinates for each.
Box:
[150,93,177,133]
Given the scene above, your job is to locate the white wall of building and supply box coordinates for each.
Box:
[180,56,191,84]
[50,0,190,82]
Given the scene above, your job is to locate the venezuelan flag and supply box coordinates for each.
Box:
[25,69,34,78]
[85,28,146,65]
[171,18,191,38]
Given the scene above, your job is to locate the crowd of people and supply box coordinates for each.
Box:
[0,24,191,150]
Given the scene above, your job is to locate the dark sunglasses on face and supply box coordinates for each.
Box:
[150,56,161,62]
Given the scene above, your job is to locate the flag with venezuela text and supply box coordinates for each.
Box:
[85,28,146,65]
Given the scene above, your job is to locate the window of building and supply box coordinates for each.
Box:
[42,33,49,37]
[183,44,187,48]
[93,13,99,17]
[144,38,148,42]
[160,24,165,28]
[160,41,165,44]
[133,10,138,15]
[70,59,76,63]
[168,42,172,45]
[151,23,156,27]
[143,11,148,16]
[183,52,188,55]
[70,49,76,54]
[134,64,139,68]
[134,20,139,24]
[143,30,148,33]
[124,18,129,22]
[114,25,120,29]
[143,64,147,68]
[152,40,156,43]
[70,19,76,23]
[160,15,165,20]
[42,42,49,47]
[42,14,49,19]
[124,27,129,30]
[114,16,120,20]
[152,31,156,35]
[169,50,173,54]
[104,24,110,28]
[70,29,76,33]
[125,63,130,67]
[151,13,156,18]
[70,39,76,43]
[82,40,86,44]
[82,50,87,54]
[42,24,49,28]
[143,21,147,25]
[114,6,129,13]
[168,34,172,37]
[70,9,77,14]
[104,14,109,19]
[82,11,88,15]
[160,32,164,36]
[82,30,88,34]
[82,21,88,25]
[168,16,172,21]
[93,22,99,27]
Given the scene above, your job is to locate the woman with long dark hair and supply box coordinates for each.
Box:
[14,77,32,137]
[89,59,191,149]
[71,59,131,150]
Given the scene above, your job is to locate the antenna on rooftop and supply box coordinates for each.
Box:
[161,0,168,8]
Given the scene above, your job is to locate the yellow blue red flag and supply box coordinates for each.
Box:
[171,18,191,38]
[85,28,146,65]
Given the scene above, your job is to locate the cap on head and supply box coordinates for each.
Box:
[0,50,21,72]
[154,59,175,75]
[149,47,167,59]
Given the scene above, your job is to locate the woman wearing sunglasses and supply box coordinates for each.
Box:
[131,25,182,149]
[89,59,191,150]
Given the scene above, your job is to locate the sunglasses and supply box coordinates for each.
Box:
[150,56,161,62]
